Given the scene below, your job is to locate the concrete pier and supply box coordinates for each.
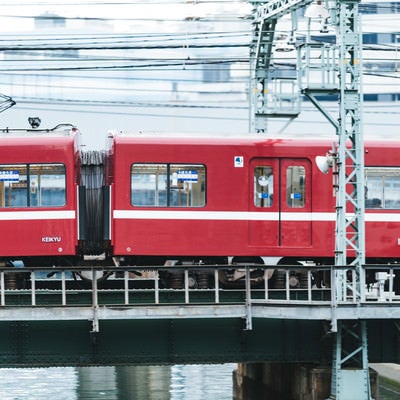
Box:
[370,363,400,382]
[370,363,400,398]
[233,362,378,400]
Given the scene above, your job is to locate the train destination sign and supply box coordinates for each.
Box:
[177,170,198,182]
[0,170,19,182]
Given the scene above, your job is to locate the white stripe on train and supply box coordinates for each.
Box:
[113,210,399,222]
[0,211,75,220]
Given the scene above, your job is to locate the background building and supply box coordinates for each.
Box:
[0,0,398,148]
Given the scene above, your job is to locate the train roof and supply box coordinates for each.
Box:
[109,131,399,149]
[0,124,80,148]
[110,130,332,145]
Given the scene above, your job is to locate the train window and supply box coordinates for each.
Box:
[131,163,206,207]
[254,166,273,207]
[29,164,66,207]
[131,164,167,207]
[0,163,66,208]
[286,166,306,208]
[365,167,400,209]
[169,165,206,207]
[0,165,27,207]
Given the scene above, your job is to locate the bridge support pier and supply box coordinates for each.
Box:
[232,362,378,400]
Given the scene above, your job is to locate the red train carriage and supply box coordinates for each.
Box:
[2,126,400,288]
[108,132,400,278]
[0,125,82,267]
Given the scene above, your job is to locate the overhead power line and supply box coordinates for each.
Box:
[0,44,249,51]
[16,96,247,109]
[0,58,249,72]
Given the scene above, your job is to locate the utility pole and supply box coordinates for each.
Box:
[329,0,370,397]
[251,0,371,397]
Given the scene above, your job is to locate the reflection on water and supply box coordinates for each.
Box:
[0,364,236,400]
[115,365,171,400]
[0,367,78,400]
[0,364,398,399]
[170,365,235,400]
[77,367,118,399]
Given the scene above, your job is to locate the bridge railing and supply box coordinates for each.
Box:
[0,263,399,308]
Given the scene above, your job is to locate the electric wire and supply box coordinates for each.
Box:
[12,103,400,128]
[0,0,398,126]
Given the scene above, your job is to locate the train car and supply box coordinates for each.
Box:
[0,125,82,268]
[108,132,400,285]
[3,126,400,289]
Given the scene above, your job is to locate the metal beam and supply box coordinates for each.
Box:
[250,0,306,132]
[0,318,396,367]
[330,0,370,397]
[0,319,325,367]
[254,0,312,23]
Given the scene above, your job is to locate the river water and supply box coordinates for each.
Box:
[0,364,399,399]
[0,364,236,400]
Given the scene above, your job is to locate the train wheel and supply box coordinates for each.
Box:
[272,260,303,289]
[219,256,265,288]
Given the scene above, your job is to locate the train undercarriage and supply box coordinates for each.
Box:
[2,254,398,297]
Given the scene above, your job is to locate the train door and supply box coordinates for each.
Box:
[280,159,311,247]
[249,158,279,247]
[249,158,311,248]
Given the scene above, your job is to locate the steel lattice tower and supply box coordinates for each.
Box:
[251,0,371,397]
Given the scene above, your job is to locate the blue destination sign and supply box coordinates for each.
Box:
[0,170,19,182]
[177,170,198,182]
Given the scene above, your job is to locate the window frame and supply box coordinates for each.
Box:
[130,163,207,208]
[0,163,66,208]
[285,165,306,209]
[253,165,274,208]
[365,167,400,209]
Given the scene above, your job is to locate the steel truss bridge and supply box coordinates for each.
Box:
[0,264,399,367]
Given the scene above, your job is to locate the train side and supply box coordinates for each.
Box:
[109,133,400,266]
[2,127,400,276]
[0,127,81,266]
[109,134,328,264]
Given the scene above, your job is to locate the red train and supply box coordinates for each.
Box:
[0,125,81,266]
[1,125,400,286]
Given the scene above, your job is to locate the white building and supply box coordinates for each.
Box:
[0,1,398,148]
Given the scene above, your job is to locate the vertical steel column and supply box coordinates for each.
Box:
[249,0,269,133]
[250,0,312,133]
[334,0,365,303]
[251,13,276,133]
[250,0,370,395]
[330,0,370,398]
